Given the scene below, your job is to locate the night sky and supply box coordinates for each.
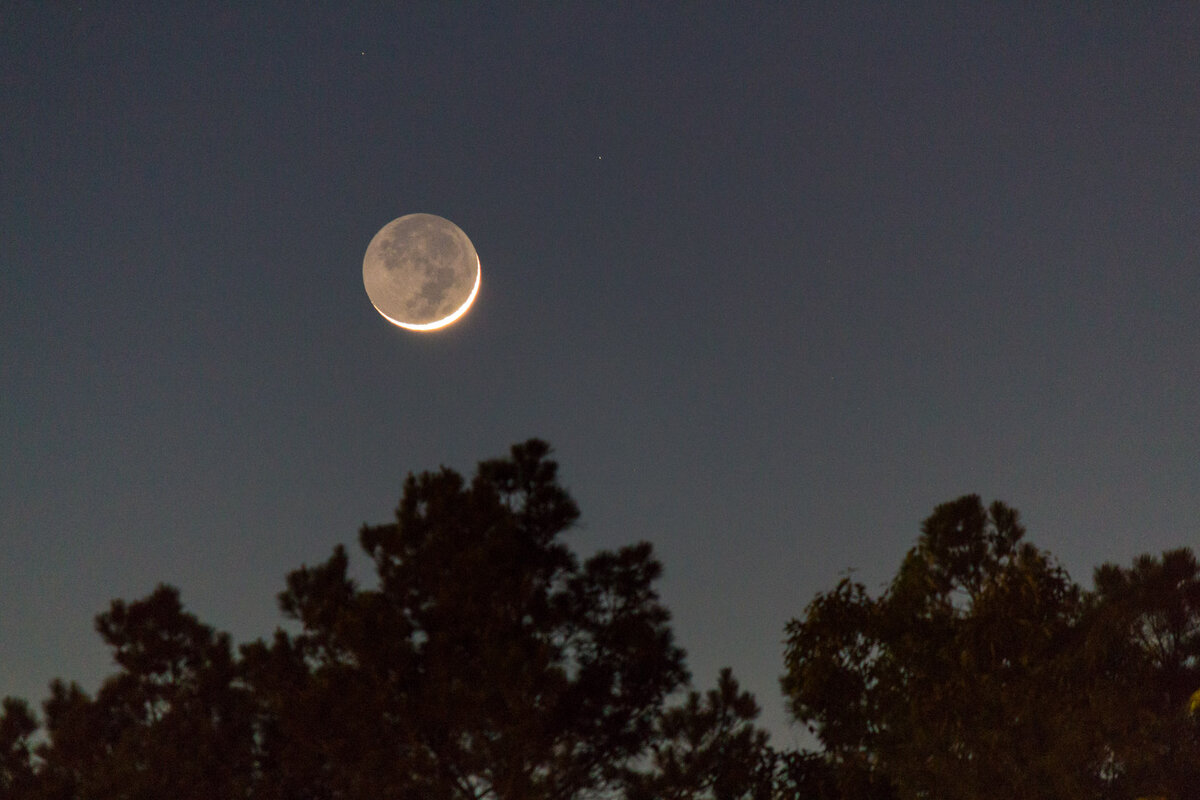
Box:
[3,4,1199,746]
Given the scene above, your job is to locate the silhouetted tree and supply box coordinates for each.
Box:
[623,667,776,800]
[0,697,38,797]
[4,440,794,800]
[19,584,256,800]
[773,750,895,800]
[781,495,1200,800]
[14,459,1200,799]
[3,440,796,800]
[233,438,695,799]
[1085,548,1200,798]
[240,441,671,797]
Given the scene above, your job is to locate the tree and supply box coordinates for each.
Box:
[241,438,690,799]
[4,439,791,800]
[27,457,1200,798]
[781,495,1200,800]
[28,584,256,800]
[781,496,1102,799]
[624,668,776,800]
[0,697,38,797]
[3,439,800,799]
[1086,549,1200,797]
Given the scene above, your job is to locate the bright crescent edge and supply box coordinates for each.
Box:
[373,257,481,332]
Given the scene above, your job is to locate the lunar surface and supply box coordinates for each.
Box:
[362,214,480,331]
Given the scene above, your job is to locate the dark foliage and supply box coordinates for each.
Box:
[5,464,1199,799]
[1,440,776,800]
[624,668,776,800]
[782,495,1200,800]
[244,438,692,798]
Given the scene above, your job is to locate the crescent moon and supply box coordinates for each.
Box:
[376,263,480,332]
[362,214,481,332]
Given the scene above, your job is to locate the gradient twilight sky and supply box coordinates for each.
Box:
[2,4,1198,746]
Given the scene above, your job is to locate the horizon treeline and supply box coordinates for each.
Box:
[2,440,1197,799]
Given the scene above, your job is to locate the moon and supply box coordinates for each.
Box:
[362,214,481,331]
